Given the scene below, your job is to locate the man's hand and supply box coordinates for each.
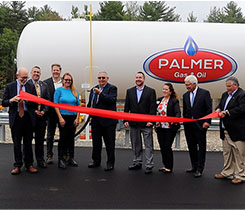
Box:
[10,95,21,103]
[124,122,129,128]
[203,122,210,129]
[146,122,153,127]
[94,88,101,95]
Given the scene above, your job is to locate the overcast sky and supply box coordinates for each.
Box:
[23,1,245,22]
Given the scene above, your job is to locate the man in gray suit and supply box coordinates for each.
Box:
[124,72,156,174]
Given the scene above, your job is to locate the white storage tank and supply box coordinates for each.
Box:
[17,21,245,99]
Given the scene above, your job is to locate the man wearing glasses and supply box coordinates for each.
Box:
[87,71,118,171]
[2,67,38,175]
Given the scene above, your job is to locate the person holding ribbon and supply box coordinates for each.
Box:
[27,66,50,168]
[54,73,80,169]
[214,77,245,184]
[2,67,38,175]
[155,83,181,173]
[183,75,212,178]
[87,71,118,171]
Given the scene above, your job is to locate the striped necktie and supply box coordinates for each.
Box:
[19,85,24,117]
[35,82,41,111]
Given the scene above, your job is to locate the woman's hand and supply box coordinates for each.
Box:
[74,118,79,127]
[59,117,65,127]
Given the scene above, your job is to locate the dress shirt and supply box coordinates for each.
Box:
[53,78,62,90]
[136,85,144,103]
[17,80,27,111]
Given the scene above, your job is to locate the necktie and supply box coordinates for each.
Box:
[191,92,195,107]
[35,82,41,111]
[19,85,24,117]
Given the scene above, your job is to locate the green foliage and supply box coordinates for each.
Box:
[187,11,198,22]
[71,5,80,19]
[94,1,125,20]
[205,1,245,23]
[139,1,180,21]
[123,1,140,21]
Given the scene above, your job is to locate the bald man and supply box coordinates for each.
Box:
[2,67,38,175]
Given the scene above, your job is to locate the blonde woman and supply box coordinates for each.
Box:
[54,73,80,169]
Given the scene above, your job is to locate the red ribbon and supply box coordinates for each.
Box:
[19,90,219,123]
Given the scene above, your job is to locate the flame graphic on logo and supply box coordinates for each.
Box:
[184,36,198,56]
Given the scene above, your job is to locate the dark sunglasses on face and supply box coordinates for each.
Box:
[64,79,72,82]
[98,77,106,79]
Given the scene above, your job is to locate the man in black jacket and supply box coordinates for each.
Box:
[124,72,156,174]
[2,67,38,175]
[87,71,118,171]
[183,75,212,178]
[27,66,50,168]
[44,64,62,164]
[214,76,245,184]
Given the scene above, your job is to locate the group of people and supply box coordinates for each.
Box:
[2,65,245,185]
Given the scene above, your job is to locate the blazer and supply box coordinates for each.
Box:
[216,88,245,141]
[87,83,118,127]
[27,79,50,114]
[124,85,156,127]
[156,96,181,130]
[183,87,212,129]
[2,81,36,128]
[44,77,56,115]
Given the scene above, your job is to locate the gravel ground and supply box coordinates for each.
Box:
[0,125,223,151]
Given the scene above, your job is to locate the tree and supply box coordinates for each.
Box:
[0,28,19,85]
[37,4,63,21]
[139,1,180,21]
[94,1,125,20]
[123,1,140,21]
[187,11,198,22]
[223,1,245,23]
[27,6,40,21]
[71,5,79,19]
[205,1,245,23]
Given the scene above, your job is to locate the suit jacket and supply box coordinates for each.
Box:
[156,96,181,130]
[2,81,36,128]
[183,87,212,130]
[87,83,118,127]
[27,79,50,115]
[216,88,245,141]
[43,77,56,116]
[124,85,156,127]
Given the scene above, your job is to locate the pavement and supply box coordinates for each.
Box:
[0,144,244,209]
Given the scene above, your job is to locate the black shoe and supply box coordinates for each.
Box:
[128,164,142,170]
[46,156,53,164]
[88,162,100,168]
[58,160,67,169]
[194,171,202,178]
[145,167,153,174]
[186,168,196,173]
[38,161,47,168]
[104,166,114,171]
[69,158,78,167]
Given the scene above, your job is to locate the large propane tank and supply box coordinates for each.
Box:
[17,21,245,99]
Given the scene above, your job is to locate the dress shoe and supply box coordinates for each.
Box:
[214,173,226,179]
[27,166,38,173]
[145,167,153,174]
[128,164,142,170]
[11,167,21,175]
[232,178,244,184]
[194,171,202,178]
[58,160,67,169]
[46,156,53,164]
[88,162,100,168]
[104,166,114,171]
[186,168,196,173]
[38,161,47,168]
[69,158,78,167]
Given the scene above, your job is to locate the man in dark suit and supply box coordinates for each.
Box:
[214,77,245,184]
[2,67,38,175]
[27,66,50,168]
[44,64,62,164]
[124,71,156,174]
[87,71,118,171]
[183,75,212,178]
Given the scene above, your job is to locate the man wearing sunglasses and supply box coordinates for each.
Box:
[87,71,118,171]
[2,67,37,175]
